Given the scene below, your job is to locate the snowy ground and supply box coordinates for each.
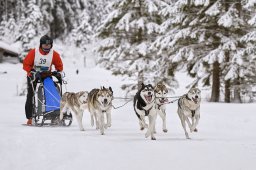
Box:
[0,60,256,170]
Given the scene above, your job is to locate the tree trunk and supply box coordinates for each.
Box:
[210,61,220,102]
[138,70,144,89]
[225,80,231,102]
[223,0,231,103]
[0,50,3,63]
[224,51,231,103]
[233,78,242,103]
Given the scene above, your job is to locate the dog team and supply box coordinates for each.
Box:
[60,82,201,140]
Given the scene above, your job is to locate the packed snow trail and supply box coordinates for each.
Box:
[0,63,256,170]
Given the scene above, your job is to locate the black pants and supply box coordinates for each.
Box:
[25,76,37,119]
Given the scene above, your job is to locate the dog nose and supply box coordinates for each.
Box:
[148,92,151,95]
[104,99,108,103]
[195,95,198,99]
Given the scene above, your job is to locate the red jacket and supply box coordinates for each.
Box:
[23,48,63,75]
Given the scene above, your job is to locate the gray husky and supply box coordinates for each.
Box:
[154,82,169,133]
[177,88,201,139]
[87,86,113,135]
[60,91,88,131]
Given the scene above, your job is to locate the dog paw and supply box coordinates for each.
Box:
[108,124,111,127]
[101,132,105,135]
[163,129,168,133]
[151,137,156,140]
[145,132,150,138]
[80,128,85,131]
[185,133,190,139]
[140,127,144,131]
[104,124,108,129]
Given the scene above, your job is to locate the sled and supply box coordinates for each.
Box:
[31,71,72,127]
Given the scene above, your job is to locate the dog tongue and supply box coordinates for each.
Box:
[145,95,152,102]
[192,98,198,103]
[160,98,168,103]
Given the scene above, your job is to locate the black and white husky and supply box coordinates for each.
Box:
[177,88,201,139]
[133,83,157,140]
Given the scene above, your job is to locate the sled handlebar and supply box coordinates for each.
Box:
[30,71,63,84]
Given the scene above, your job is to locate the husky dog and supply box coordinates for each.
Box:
[134,83,157,140]
[177,88,201,139]
[87,86,113,135]
[154,82,169,133]
[60,91,88,131]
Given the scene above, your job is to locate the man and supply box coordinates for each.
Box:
[23,35,63,125]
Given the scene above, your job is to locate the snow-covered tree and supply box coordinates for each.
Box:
[85,0,111,32]
[97,0,173,95]
[1,14,17,43]
[153,0,255,102]
[17,0,43,58]
[70,9,92,47]
[40,0,54,33]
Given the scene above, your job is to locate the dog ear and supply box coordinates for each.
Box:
[103,86,106,89]
[109,87,113,94]
[139,83,145,90]
[78,91,84,97]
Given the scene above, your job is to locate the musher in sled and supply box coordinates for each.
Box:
[23,35,64,125]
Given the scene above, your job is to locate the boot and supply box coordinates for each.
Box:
[26,118,32,125]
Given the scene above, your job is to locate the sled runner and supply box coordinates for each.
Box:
[31,70,72,126]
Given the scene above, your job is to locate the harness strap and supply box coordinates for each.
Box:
[186,95,191,101]
[191,110,195,117]
[143,106,153,116]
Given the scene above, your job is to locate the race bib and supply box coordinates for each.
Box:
[34,48,53,71]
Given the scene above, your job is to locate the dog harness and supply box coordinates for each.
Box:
[142,106,152,116]
[34,48,53,71]
[179,96,196,117]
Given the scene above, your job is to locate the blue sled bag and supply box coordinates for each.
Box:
[43,77,61,112]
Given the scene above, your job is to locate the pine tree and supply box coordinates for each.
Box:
[70,8,92,47]
[17,0,43,58]
[153,0,255,102]
[97,0,169,94]
[85,0,111,32]
[1,14,17,43]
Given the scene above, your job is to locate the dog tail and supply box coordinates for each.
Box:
[178,98,182,110]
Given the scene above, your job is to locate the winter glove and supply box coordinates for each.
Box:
[28,70,40,81]
[59,71,67,84]
[58,71,65,79]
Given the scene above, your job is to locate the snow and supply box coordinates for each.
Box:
[205,1,220,16]
[0,41,20,54]
[0,58,256,170]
